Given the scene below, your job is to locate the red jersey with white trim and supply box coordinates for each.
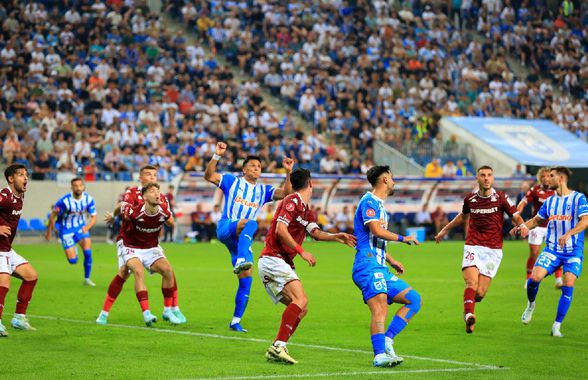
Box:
[0,187,23,251]
[116,186,169,241]
[462,189,518,249]
[524,184,556,228]
[122,203,172,249]
[261,193,319,269]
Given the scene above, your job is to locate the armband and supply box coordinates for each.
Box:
[397,235,405,242]
[212,154,221,161]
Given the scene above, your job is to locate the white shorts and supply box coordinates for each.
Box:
[462,245,503,279]
[117,241,166,273]
[0,249,28,275]
[528,227,547,246]
[258,256,300,304]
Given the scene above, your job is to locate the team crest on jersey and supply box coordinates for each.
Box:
[159,216,166,222]
[286,202,296,212]
[490,195,497,202]
[366,208,376,217]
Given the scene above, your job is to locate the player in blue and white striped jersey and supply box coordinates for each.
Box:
[515,167,588,337]
[46,178,97,286]
[204,142,294,332]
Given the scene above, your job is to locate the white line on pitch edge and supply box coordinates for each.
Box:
[180,367,505,380]
[27,314,506,371]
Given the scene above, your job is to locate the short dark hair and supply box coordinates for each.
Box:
[140,165,158,174]
[290,168,311,191]
[141,182,160,195]
[71,177,83,185]
[367,165,390,186]
[4,163,27,182]
[243,155,262,167]
[551,166,573,179]
[477,165,493,173]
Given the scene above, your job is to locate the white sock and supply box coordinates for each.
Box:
[14,313,25,318]
[100,310,109,317]
[274,340,286,347]
[164,307,172,313]
[171,306,179,312]
[528,301,535,308]
[231,317,241,325]
[553,321,561,329]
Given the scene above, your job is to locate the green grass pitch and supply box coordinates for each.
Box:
[1,241,586,379]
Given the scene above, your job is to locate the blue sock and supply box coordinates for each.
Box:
[237,221,257,263]
[555,286,573,323]
[385,315,408,339]
[67,256,78,264]
[371,333,386,356]
[527,279,540,302]
[83,249,92,279]
[233,277,252,320]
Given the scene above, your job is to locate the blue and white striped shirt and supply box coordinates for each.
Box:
[538,191,588,256]
[218,173,275,221]
[354,192,389,266]
[54,192,96,231]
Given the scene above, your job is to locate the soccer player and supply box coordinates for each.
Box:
[259,168,356,364]
[516,167,588,337]
[353,166,421,367]
[46,177,97,286]
[96,165,186,325]
[517,167,561,288]
[435,165,527,333]
[0,164,38,336]
[116,182,180,326]
[204,142,294,332]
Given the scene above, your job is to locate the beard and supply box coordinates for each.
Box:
[388,189,395,196]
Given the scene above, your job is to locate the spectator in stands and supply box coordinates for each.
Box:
[431,205,449,235]
[315,207,337,233]
[442,160,457,177]
[298,88,317,123]
[415,204,434,238]
[455,160,470,176]
[425,159,443,178]
[257,203,275,241]
[32,151,52,180]
[191,204,213,242]
[56,147,77,173]
[209,204,222,241]
[335,206,354,233]
[512,164,526,177]
[163,185,176,242]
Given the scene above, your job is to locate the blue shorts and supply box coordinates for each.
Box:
[217,219,252,266]
[352,262,410,304]
[535,249,583,278]
[58,227,90,250]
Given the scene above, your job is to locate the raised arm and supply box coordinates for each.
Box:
[435,212,468,243]
[204,142,226,186]
[272,157,294,200]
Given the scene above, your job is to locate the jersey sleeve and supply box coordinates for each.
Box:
[121,189,136,205]
[53,197,65,213]
[87,196,96,215]
[462,195,470,214]
[523,187,534,204]
[264,184,276,204]
[0,191,11,208]
[218,173,236,193]
[360,198,380,225]
[501,192,518,217]
[578,194,588,217]
[276,197,299,226]
[537,199,549,219]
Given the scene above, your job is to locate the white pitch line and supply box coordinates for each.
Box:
[181,367,505,380]
[28,314,505,371]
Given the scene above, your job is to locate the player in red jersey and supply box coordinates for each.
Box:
[112,182,179,326]
[259,169,356,364]
[0,164,38,336]
[435,166,528,333]
[517,167,561,288]
[96,165,186,325]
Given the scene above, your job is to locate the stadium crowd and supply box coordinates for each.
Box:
[0,0,587,182]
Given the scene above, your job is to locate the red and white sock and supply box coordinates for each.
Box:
[275,303,302,344]
[136,290,150,312]
[101,275,126,314]
[15,279,37,315]
[162,287,174,312]
[464,288,476,315]
[554,267,563,280]
[0,286,8,319]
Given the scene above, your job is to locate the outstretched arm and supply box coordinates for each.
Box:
[367,221,419,245]
[272,157,294,200]
[310,228,357,247]
[435,212,468,243]
[204,142,226,186]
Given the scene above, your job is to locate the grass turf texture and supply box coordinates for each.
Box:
[1,241,586,379]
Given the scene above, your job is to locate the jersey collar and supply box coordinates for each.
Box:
[368,191,384,203]
[476,188,496,198]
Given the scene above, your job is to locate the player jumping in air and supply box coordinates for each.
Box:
[516,167,561,288]
[0,164,39,336]
[259,169,356,364]
[515,167,588,337]
[353,166,421,367]
[204,142,294,333]
[46,177,97,286]
[96,165,186,325]
[435,165,528,333]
